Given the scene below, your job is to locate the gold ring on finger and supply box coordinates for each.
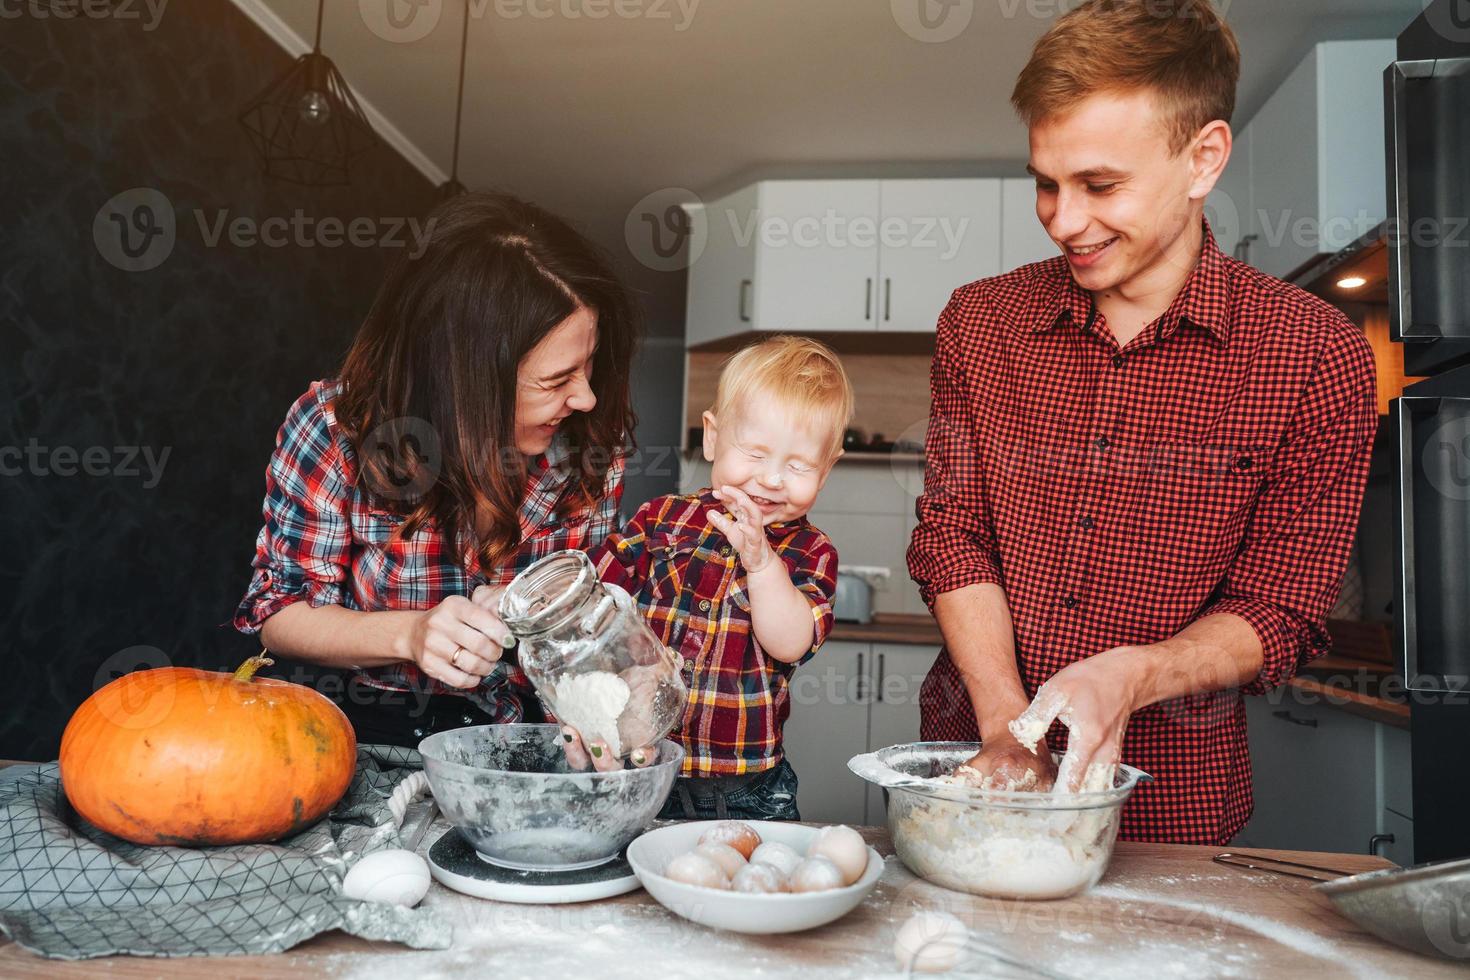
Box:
[450,647,464,670]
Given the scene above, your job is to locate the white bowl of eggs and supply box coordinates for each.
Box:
[626,820,883,934]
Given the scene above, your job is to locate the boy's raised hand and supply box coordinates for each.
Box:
[708,485,775,573]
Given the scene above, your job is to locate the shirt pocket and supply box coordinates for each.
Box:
[647,532,697,602]
[350,506,407,547]
[1135,439,1270,570]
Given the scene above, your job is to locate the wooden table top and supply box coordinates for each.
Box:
[0,772,1459,980]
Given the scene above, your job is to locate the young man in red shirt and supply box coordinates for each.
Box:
[908,0,1377,843]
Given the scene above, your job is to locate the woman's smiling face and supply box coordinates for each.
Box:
[514,306,599,456]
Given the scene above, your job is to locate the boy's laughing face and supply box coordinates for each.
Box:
[702,399,837,526]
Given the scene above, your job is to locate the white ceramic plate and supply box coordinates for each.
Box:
[626,821,884,934]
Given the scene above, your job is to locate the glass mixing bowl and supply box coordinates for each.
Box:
[849,741,1151,900]
[420,724,683,871]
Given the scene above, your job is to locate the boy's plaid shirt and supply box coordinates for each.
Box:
[233,380,624,721]
[588,490,838,777]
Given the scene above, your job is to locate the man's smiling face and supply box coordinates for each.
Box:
[1027,88,1211,298]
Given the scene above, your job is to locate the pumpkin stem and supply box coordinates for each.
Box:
[233,653,275,683]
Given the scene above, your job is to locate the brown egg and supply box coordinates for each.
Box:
[698,820,761,860]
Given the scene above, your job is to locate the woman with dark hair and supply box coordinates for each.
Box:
[233,192,639,750]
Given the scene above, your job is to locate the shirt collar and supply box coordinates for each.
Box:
[1030,220,1232,347]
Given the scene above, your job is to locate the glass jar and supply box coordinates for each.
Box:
[498,550,686,759]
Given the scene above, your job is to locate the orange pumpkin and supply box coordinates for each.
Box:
[60,655,357,846]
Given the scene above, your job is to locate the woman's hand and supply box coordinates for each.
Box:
[707,486,776,573]
[559,727,657,772]
[402,592,515,689]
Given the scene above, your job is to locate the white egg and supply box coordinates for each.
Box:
[664,851,731,890]
[788,855,845,893]
[694,842,747,879]
[748,841,802,878]
[731,862,787,894]
[341,848,431,907]
[893,911,970,973]
[806,825,868,885]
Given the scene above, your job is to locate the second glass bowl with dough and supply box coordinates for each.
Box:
[849,741,1150,900]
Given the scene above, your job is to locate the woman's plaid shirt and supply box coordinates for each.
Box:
[588,490,838,777]
[233,380,624,721]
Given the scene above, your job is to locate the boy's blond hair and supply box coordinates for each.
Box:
[1011,0,1240,155]
[710,336,854,461]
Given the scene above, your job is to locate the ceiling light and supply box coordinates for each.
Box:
[1337,276,1368,289]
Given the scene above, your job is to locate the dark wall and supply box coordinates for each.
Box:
[0,1,440,760]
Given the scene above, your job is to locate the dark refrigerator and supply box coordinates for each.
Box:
[1386,0,1470,863]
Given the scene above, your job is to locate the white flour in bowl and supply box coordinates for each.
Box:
[892,762,1118,900]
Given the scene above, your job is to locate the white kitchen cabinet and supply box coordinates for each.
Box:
[1000,177,1058,270]
[684,183,757,348]
[877,180,1001,331]
[1246,39,1395,279]
[751,180,883,334]
[683,178,1005,345]
[782,641,871,824]
[1237,693,1405,857]
[1207,120,1253,261]
[865,644,940,821]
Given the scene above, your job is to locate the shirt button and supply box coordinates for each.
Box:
[1095,436,1111,451]
[1237,455,1254,471]
[720,545,732,557]
[461,714,474,726]
[699,599,712,612]
[1078,515,1095,530]
[1062,595,1078,609]
[1110,354,1126,369]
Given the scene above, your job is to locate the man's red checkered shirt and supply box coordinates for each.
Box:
[907,226,1377,845]
[233,380,624,721]
[588,490,838,777]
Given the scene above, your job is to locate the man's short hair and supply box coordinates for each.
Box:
[1011,0,1241,154]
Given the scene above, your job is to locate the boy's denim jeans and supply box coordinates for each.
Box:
[657,758,801,822]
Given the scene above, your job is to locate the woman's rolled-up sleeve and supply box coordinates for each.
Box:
[233,388,353,634]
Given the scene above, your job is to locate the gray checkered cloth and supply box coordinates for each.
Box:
[0,744,452,959]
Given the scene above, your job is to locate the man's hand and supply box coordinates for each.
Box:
[1009,648,1147,792]
[962,731,1056,791]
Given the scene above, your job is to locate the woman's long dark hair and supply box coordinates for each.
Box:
[335,191,639,572]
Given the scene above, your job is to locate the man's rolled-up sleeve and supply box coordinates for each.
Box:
[1207,325,1377,695]
[907,292,1005,608]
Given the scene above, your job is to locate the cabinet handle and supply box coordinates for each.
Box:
[1369,833,1395,857]
[738,279,752,322]
[1234,233,1257,262]
[864,278,873,320]
[884,278,892,321]
[1271,710,1318,728]
[875,652,886,703]
[855,652,866,702]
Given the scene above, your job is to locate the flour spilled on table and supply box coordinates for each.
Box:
[319,886,900,980]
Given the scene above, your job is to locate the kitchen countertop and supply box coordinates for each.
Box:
[833,614,1410,729]
[0,795,1458,978]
